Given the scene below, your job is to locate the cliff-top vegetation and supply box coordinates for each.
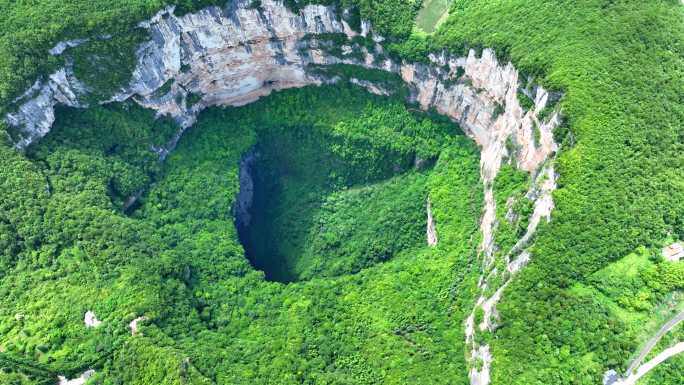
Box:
[1,1,683,384]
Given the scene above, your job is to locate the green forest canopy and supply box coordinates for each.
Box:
[0,0,683,384]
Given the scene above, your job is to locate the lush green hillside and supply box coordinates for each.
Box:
[1,0,683,384]
[429,0,684,383]
[0,84,483,383]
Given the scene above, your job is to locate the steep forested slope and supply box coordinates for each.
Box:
[0,0,683,384]
[429,1,684,383]
[1,83,483,384]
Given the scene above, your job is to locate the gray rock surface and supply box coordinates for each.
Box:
[235,150,257,230]
[6,67,85,148]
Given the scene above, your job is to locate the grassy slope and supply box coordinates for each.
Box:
[415,0,451,33]
[430,0,684,383]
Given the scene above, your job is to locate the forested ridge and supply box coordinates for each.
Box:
[1,0,683,384]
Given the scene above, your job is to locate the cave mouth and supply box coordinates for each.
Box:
[233,123,437,283]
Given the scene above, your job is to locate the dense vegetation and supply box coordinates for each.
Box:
[428,1,684,384]
[1,0,683,384]
[0,84,483,384]
[239,99,452,281]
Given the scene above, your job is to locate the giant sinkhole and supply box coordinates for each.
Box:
[36,83,462,285]
[229,99,450,283]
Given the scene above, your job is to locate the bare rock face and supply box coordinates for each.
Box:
[6,68,85,149]
[5,2,563,384]
[58,369,95,385]
[49,38,88,56]
[84,310,102,328]
[110,0,355,132]
[235,150,257,230]
[5,0,353,149]
[6,1,559,172]
[427,197,438,246]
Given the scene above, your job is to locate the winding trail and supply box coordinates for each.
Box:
[625,310,684,376]
[605,309,684,385]
[616,342,684,385]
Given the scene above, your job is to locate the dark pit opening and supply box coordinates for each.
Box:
[233,125,433,284]
[235,148,301,283]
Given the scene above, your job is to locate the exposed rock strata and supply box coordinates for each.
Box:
[5,1,561,384]
[109,1,357,135]
[49,38,88,56]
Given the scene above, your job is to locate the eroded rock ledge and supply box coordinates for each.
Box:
[5,1,562,384]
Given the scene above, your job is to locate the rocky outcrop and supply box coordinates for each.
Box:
[466,164,557,385]
[5,1,562,384]
[49,38,88,56]
[6,67,85,149]
[58,369,95,385]
[129,316,148,336]
[108,0,360,140]
[235,151,257,231]
[84,310,102,328]
[6,0,355,149]
[427,197,438,246]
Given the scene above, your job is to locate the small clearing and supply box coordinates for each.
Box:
[415,0,451,33]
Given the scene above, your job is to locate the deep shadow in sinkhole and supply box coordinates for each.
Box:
[235,148,301,283]
[233,136,432,284]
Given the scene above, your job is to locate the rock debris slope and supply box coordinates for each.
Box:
[5,1,561,384]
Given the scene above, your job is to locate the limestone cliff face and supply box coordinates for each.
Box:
[6,0,357,149]
[5,1,561,384]
[6,1,559,172]
[6,67,85,149]
[109,1,355,129]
